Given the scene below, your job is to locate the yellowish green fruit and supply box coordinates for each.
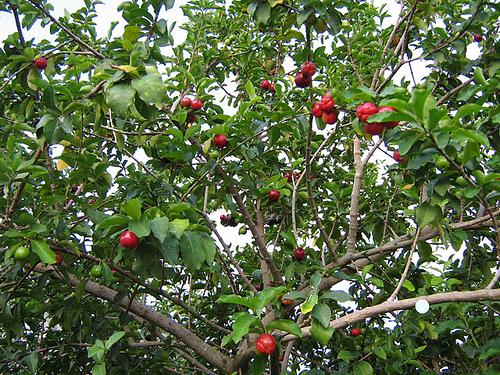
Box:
[435,155,450,169]
[14,246,30,260]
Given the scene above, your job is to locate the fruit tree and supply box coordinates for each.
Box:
[0,0,499,374]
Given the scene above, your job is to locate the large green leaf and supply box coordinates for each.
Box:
[416,202,442,227]
[159,232,180,264]
[266,319,303,337]
[105,83,136,117]
[129,217,151,237]
[320,290,351,302]
[310,317,333,346]
[105,331,126,350]
[150,216,170,242]
[232,312,259,343]
[353,361,373,375]
[312,304,331,328]
[131,71,166,107]
[30,239,56,264]
[170,218,190,240]
[179,232,205,272]
[121,198,142,221]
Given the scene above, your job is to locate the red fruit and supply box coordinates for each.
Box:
[301,61,317,77]
[186,112,196,123]
[322,111,337,124]
[214,134,228,149]
[393,150,401,162]
[255,333,276,355]
[34,57,48,70]
[377,106,399,128]
[293,247,306,261]
[260,80,270,90]
[180,97,192,108]
[254,283,263,291]
[319,95,335,112]
[268,189,281,202]
[119,230,140,249]
[294,72,311,88]
[190,98,203,111]
[364,122,385,135]
[281,298,293,306]
[351,328,362,337]
[311,102,323,118]
[283,172,293,182]
[473,33,482,42]
[55,252,64,265]
[220,214,228,223]
[356,102,379,122]
[269,83,276,93]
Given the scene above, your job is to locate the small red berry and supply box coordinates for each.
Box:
[294,72,311,88]
[311,102,323,118]
[220,214,228,224]
[268,189,281,202]
[301,61,317,77]
[281,298,293,306]
[190,98,203,111]
[55,252,64,265]
[473,33,482,42]
[269,83,276,93]
[283,172,293,182]
[255,333,276,355]
[393,150,401,162]
[34,57,48,70]
[377,106,399,128]
[293,247,306,261]
[119,230,140,249]
[356,102,379,123]
[351,328,362,337]
[364,122,385,135]
[322,111,337,124]
[180,97,192,108]
[186,112,197,123]
[260,80,270,90]
[319,94,335,112]
[214,134,228,149]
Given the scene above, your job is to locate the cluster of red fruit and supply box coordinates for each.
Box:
[311,92,337,124]
[295,61,317,88]
[180,96,203,123]
[355,102,399,135]
[220,213,237,227]
[260,79,276,93]
[283,171,301,182]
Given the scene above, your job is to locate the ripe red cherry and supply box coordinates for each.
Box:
[281,298,293,306]
[220,214,228,224]
[294,72,311,88]
[190,98,203,111]
[322,111,337,124]
[301,61,317,77]
[255,333,276,355]
[260,80,270,90]
[34,57,48,70]
[311,102,323,118]
[364,122,385,135]
[268,189,281,202]
[283,172,293,182]
[319,94,335,112]
[473,33,482,42]
[356,102,379,122]
[269,83,276,93]
[55,252,64,265]
[393,149,408,163]
[351,328,362,337]
[180,97,192,108]
[119,230,140,249]
[377,106,399,128]
[293,247,306,261]
[214,134,228,149]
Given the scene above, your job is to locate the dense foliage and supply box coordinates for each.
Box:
[0,0,499,374]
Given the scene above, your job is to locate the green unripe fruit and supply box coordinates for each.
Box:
[238,226,248,235]
[90,265,102,277]
[456,176,468,186]
[210,150,220,159]
[14,246,30,260]
[435,155,450,169]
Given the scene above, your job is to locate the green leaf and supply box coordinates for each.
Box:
[282,291,306,301]
[185,123,201,140]
[353,361,373,375]
[199,232,217,265]
[454,103,482,122]
[179,232,205,272]
[96,215,129,231]
[150,216,170,242]
[300,293,318,315]
[24,352,38,373]
[232,312,259,343]
[255,1,270,24]
[252,286,288,314]
[30,239,56,264]
[416,202,442,227]
[159,232,180,264]
[217,294,255,310]
[311,304,331,328]
[402,279,415,292]
[367,111,414,124]
[266,319,303,337]
[105,331,126,350]
[310,272,322,288]
[409,88,430,121]
[320,290,351,302]
[450,128,489,147]
[131,71,166,107]
[92,364,106,375]
[310,317,334,346]
[105,84,136,118]
[373,346,387,360]
[245,80,256,99]
[170,218,190,240]
[123,25,142,42]
[129,217,151,237]
[398,130,421,155]
[121,198,142,221]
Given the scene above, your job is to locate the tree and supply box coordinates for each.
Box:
[0,0,498,373]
